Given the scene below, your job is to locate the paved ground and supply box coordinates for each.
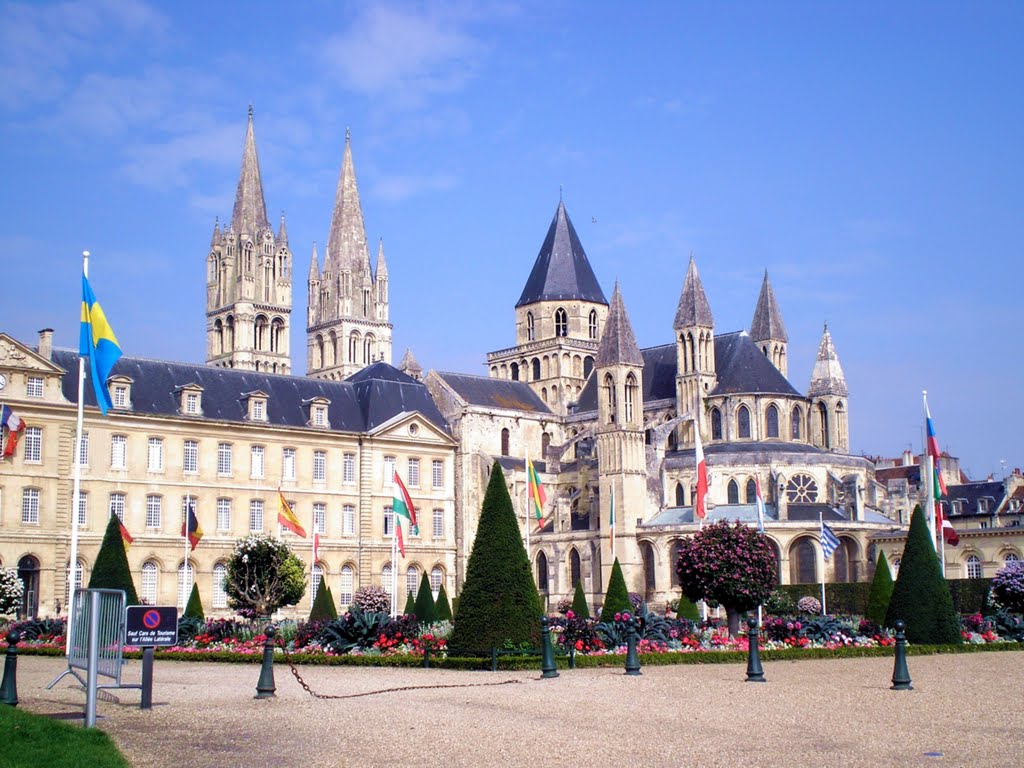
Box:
[11,651,1024,767]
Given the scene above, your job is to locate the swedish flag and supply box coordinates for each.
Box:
[80,274,122,415]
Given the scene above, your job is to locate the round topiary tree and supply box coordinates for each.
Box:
[600,559,631,618]
[865,551,895,626]
[0,568,24,617]
[884,506,961,644]
[570,579,590,619]
[675,520,778,636]
[414,572,436,625]
[449,462,543,654]
[990,559,1024,614]
[224,534,306,617]
[183,582,205,620]
[88,512,140,605]
[434,583,453,622]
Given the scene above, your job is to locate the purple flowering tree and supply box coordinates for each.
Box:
[991,560,1024,613]
[675,520,778,636]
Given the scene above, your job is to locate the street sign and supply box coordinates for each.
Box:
[125,606,179,647]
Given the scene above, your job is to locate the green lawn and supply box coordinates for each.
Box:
[0,705,129,768]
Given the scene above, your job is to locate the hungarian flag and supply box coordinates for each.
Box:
[395,517,406,558]
[754,475,766,533]
[925,396,959,546]
[393,473,418,535]
[278,490,306,538]
[527,457,546,521]
[0,404,25,457]
[116,514,134,550]
[181,501,203,551]
[694,419,708,520]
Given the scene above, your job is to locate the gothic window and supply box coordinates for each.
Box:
[244,243,253,272]
[526,312,535,341]
[501,428,510,456]
[225,316,235,351]
[603,373,616,423]
[583,356,594,379]
[541,432,551,459]
[687,332,696,372]
[746,478,757,503]
[569,548,581,588]
[817,402,830,448]
[791,406,802,440]
[271,318,285,353]
[511,362,519,381]
[790,538,818,584]
[364,334,375,364]
[711,408,723,440]
[766,404,779,438]
[254,315,268,351]
[214,320,223,355]
[624,373,638,422]
[541,387,547,402]
[786,473,819,503]
[738,405,751,439]
[727,480,739,504]
[349,331,360,363]
[835,401,847,447]
[532,358,541,380]
[554,307,568,337]
[641,542,656,599]
[537,551,549,592]
[588,309,598,339]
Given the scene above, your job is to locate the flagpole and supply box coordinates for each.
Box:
[391,515,398,617]
[922,391,938,550]
[524,451,531,554]
[818,510,827,616]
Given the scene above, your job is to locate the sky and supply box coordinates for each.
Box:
[1,0,1020,480]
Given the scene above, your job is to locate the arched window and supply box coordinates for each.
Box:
[818,402,830,448]
[213,562,227,608]
[349,331,361,363]
[766,404,779,438]
[142,561,159,605]
[510,362,519,381]
[675,482,685,506]
[745,478,757,503]
[541,432,551,458]
[526,312,535,341]
[363,334,375,364]
[339,565,354,607]
[624,373,638,422]
[738,405,751,438]
[727,479,739,504]
[554,307,568,337]
[382,564,394,595]
[790,539,817,584]
[835,401,847,447]
[1005,552,1021,566]
[254,315,268,350]
[711,408,723,440]
[311,563,324,604]
[501,428,510,456]
[641,542,656,600]
[965,554,983,579]
[430,566,443,598]
[791,406,802,440]
[405,566,419,603]
[532,358,541,380]
[569,548,581,588]
[536,552,549,592]
[603,373,616,423]
[583,356,594,379]
[588,309,598,339]
[177,561,194,610]
[18,555,40,618]
[833,541,850,583]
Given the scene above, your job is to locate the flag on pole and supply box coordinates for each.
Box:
[313,531,321,562]
[393,472,418,534]
[609,479,616,558]
[924,396,959,546]
[754,475,766,533]
[694,419,708,520]
[181,500,203,551]
[820,520,840,560]
[116,513,134,550]
[0,404,26,457]
[395,514,406,557]
[527,457,546,522]
[80,274,122,415]
[277,490,307,537]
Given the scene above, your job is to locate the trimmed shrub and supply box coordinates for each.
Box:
[570,580,590,619]
[675,594,701,622]
[600,559,631,617]
[413,572,436,625]
[183,583,204,620]
[435,584,453,622]
[864,552,894,625]
[352,586,391,614]
[885,506,961,644]
[949,578,994,614]
[88,513,139,606]
[449,463,543,654]
[403,591,416,618]
[309,582,337,621]
[776,583,871,615]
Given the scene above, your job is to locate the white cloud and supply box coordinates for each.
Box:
[372,172,458,202]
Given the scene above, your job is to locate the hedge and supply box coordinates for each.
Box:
[779,578,994,616]
[947,578,992,614]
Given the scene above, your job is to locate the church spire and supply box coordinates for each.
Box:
[308,241,320,280]
[326,127,370,276]
[375,238,388,279]
[277,211,289,245]
[596,281,643,367]
[210,216,221,247]
[808,323,848,397]
[673,255,714,329]
[230,105,270,237]
[750,270,787,343]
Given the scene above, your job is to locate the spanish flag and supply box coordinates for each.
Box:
[278,490,307,538]
[80,274,122,416]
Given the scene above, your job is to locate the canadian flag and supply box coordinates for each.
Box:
[694,419,708,520]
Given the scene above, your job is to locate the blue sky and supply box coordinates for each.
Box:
[1,1,1020,479]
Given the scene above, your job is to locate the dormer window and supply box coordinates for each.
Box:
[302,396,331,429]
[242,391,270,422]
[176,384,204,416]
[109,375,133,410]
[314,406,326,427]
[253,400,265,420]
[186,393,199,413]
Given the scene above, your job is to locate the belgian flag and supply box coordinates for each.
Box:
[181,500,203,551]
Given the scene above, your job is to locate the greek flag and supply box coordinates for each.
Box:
[821,521,840,560]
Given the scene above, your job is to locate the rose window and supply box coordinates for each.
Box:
[786,473,818,503]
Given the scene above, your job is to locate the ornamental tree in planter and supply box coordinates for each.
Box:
[991,560,1024,613]
[675,519,777,636]
[414,572,437,625]
[449,463,543,654]
[864,551,894,626]
[88,512,140,605]
[884,506,960,644]
[224,534,306,617]
[600,559,631,617]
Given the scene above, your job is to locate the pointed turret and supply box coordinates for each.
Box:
[210,217,221,247]
[673,255,714,329]
[808,323,848,397]
[750,270,788,377]
[326,127,370,276]
[516,200,607,308]
[596,282,643,367]
[308,242,320,280]
[230,105,271,237]
[278,211,289,246]
[375,238,388,279]
[398,348,422,381]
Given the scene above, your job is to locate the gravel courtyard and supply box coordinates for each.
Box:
[11,651,1024,767]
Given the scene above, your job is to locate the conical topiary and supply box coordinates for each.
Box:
[677,594,701,621]
[884,505,961,644]
[865,551,895,626]
[183,582,204,620]
[449,463,543,654]
[600,558,631,618]
[309,580,337,621]
[88,512,139,605]
[414,572,436,625]
[435,583,453,622]
[324,584,338,619]
[403,591,416,618]
[570,580,590,619]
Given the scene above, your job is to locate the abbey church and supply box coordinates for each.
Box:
[1,111,943,618]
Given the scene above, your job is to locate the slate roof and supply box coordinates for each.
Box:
[943,481,1006,517]
[433,371,553,414]
[515,201,608,307]
[749,271,788,343]
[594,282,643,367]
[51,350,449,434]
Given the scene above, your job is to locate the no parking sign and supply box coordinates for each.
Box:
[125,606,178,647]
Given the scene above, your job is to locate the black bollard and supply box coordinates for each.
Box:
[745,619,766,683]
[422,646,431,669]
[891,620,912,691]
[569,647,576,670]
[624,617,642,676]
[0,630,21,707]
[255,625,277,699]
[539,617,559,679]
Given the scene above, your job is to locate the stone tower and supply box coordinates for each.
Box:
[206,107,292,373]
[306,130,392,380]
[673,255,716,442]
[807,323,849,451]
[594,282,646,593]
[486,200,609,415]
[750,270,788,378]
